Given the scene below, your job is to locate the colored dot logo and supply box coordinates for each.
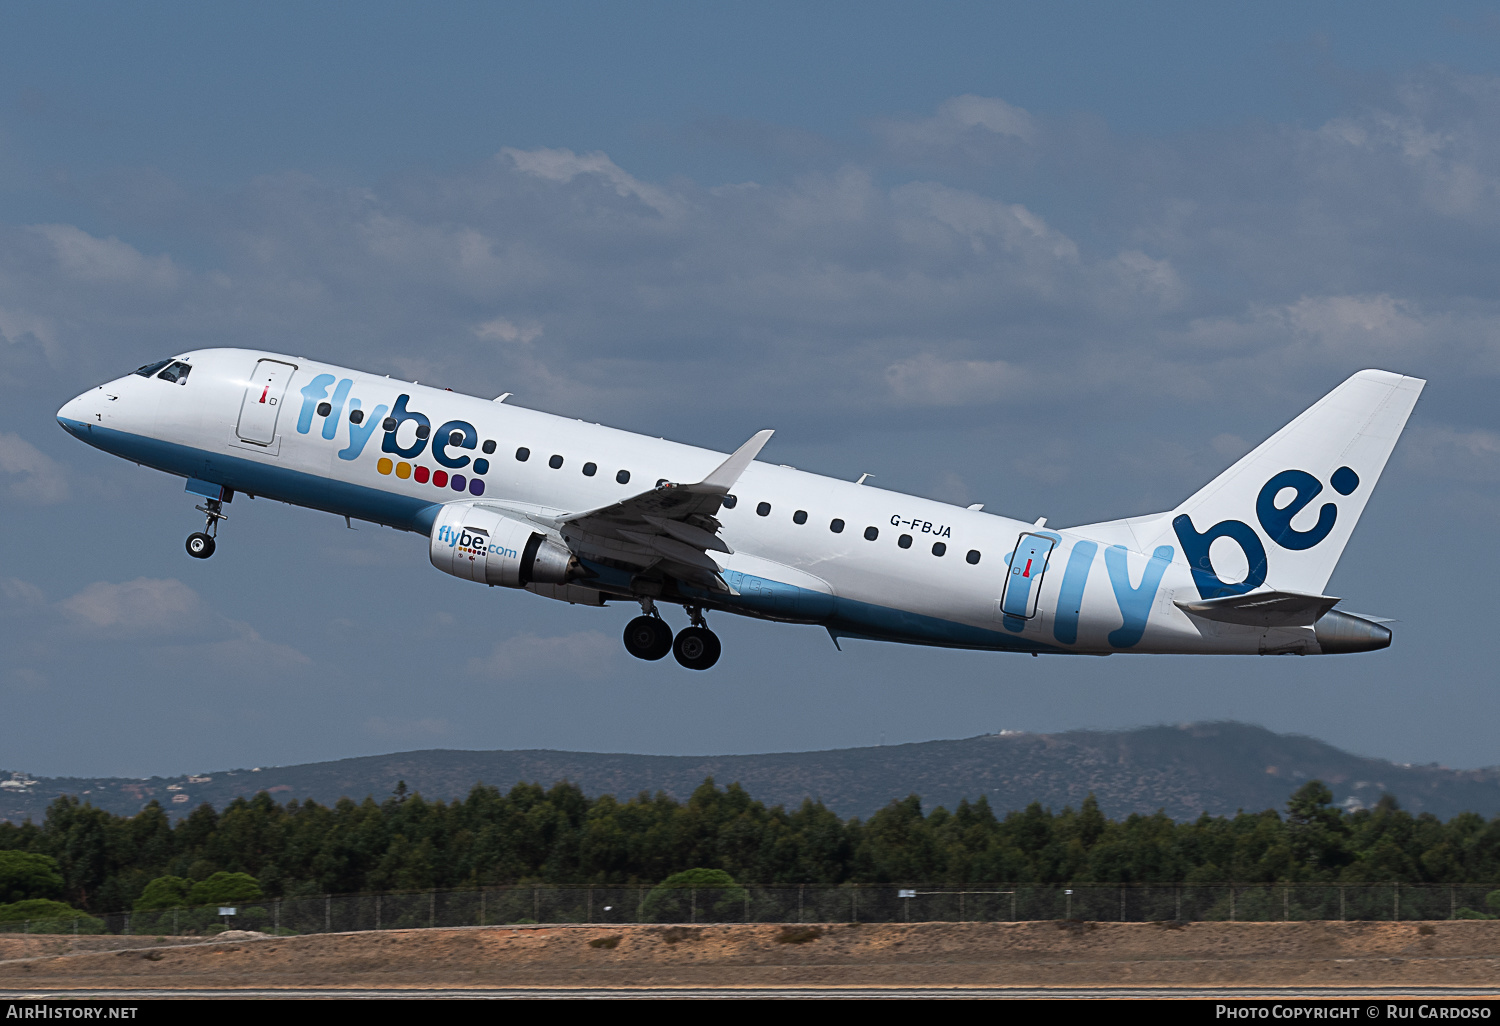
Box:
[377,457,484,496]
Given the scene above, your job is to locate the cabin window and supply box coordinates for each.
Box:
[415,424,430,439]
[793,510,808,525]
[133,359,173,378]
[383,417,398,431]
[898,534,912,549]
[349,409,364,425]
[722,494,737,508]
[756,501,771,517]
[316,402,332,417]
[617,469,631,485]
[932,542,947,557]
[516,447,530,462]
[482,439,496,454]
[583,462,597,477]
[157,362,191,384]
[864,526,879,541]
[966,549,981,565]
[473,459,490,474]
[830,518,844,533]
[549,454,564,469]
[449,431,464,446]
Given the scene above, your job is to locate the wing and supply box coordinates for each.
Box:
[556,429,774,592]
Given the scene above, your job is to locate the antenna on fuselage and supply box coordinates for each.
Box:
[493,393,512,403]
[856,473,873,485]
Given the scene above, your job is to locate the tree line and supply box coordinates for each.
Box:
[0,778,1498,914]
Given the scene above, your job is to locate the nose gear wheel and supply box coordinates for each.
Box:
[186,497,226,559]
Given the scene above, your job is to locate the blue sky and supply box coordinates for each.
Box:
[2,3,1499,784]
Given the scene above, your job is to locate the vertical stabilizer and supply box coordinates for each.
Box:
[1142,370,1424,598]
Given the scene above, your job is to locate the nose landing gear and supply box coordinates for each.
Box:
[186,498,227,559]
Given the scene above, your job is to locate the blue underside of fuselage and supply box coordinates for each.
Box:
[61,418,1065,654]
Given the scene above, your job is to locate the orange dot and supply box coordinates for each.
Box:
[395,462,411,480]
[377,458,393,475]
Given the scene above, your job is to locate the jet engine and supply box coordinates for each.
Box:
[429,502,579,588]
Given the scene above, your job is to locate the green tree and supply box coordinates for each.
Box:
[0,850,64,903]
[0,898,104,932]
[642,868,747,922]
[187,871,263,906]
[133,875,192,911]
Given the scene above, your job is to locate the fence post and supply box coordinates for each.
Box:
[1011,891,1016,923]
[430,889,435,929]
[375,894,381,931]
[851,885,857,924]
[1450,886,1455,921]
[745,887,751,923]
[1230,885,1235,923]
[799,884,805,924]
[533,886,539,924]
[1394,883,1400,922]
[1340,885,1345,922]
[1120,886,1125,922]
[325,894,331,933]
[1284,887,1289,922]
[1175,886,1181,922]
[637,886,643,923]
[481,889,485,927]
[691,888,696,924]
[588,887,593,924]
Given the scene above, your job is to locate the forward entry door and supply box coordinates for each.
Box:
[236,359,297,445]
[999,532,1056,620]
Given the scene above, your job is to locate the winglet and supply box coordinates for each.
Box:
[696,429,774,493]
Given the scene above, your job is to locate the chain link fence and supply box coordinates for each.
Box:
[2,883,1496,936]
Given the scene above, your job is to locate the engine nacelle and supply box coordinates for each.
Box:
[429,503,577,588]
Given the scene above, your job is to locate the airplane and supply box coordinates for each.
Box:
[56,350,1422,669]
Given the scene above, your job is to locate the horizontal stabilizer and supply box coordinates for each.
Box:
[1175,590,1340,627]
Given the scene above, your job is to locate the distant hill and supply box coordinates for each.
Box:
[4,722,1499,825]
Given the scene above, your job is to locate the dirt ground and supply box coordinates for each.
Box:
[1,921,1499,990]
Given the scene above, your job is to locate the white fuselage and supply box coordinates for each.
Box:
[56,348,1371,658]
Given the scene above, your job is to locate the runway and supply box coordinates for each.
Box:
[4,987,1500,999]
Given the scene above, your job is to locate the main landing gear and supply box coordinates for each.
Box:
[622,601,721,670]
[185,497,226,559]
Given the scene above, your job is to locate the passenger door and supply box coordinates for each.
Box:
[236,359,297,445]
[999,532,1056,620]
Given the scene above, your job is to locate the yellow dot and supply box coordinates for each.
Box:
[396,462,411,479]
[377,458,393,475]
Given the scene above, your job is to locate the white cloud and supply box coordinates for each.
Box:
[60,577,207,636]
[884,353,1026,407]
[503,146,683,216]
[474,317,542,345]
[877,95,1036,157]
[28,224,181,291]
[0,433,68,503]
[467,630,618,680]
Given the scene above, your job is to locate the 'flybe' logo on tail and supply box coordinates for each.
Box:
[1174,466,1361,599]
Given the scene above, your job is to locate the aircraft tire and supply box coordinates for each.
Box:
[672,626,721,671]
[186,533,216,559]
[623,615,673,661]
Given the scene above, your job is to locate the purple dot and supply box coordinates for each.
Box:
[451,474,466,491]
[469,478,484,496]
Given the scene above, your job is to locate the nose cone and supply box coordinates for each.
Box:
[57,391,93,439]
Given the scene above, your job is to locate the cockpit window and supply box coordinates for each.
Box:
[134,359,173,378]
[157,361,191,384]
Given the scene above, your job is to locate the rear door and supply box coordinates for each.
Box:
[236,359,297,445]
[1000,532,1056,620]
